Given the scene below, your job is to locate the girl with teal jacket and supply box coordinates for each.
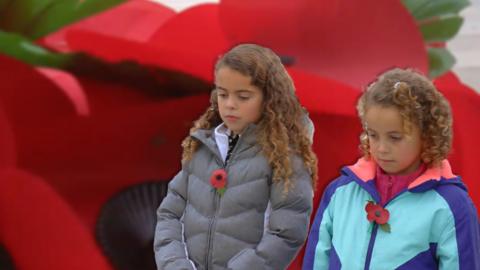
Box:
[303,68,480,269]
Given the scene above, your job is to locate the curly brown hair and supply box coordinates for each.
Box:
[181,43,318,192]
[357,68,452,167]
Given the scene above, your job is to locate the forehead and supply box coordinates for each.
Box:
[215,67,256,91]
[364,105,404,132]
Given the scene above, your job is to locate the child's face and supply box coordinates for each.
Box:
[215,67,264,135]
[364,105,423,175]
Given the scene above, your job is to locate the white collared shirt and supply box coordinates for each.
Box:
[214,123,233,162]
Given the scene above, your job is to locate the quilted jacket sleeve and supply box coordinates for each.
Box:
[154,168,196,270]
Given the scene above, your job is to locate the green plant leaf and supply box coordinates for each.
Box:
[401,0,469,77]
[401,0,426,15]
[0,30,72,67]
[420,15,463,42]
[379,223,391,233]
[428,47,456,78]
[217,188,226,196]
[0,0,126,39]
[0,0,56,33]
[401,0,470,20]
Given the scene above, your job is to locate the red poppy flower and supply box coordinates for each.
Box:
[365,201,391,233]
[210,169,227,195]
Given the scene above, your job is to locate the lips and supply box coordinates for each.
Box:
[225,115,239,121]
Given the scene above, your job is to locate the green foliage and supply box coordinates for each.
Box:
[401,0,470,78]
[0,30,72,67]
[428,47,456,78]
[0,0,125,39]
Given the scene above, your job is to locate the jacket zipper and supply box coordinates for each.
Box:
[364,223,378,270]
[363,190,407,269]
[205,187,221,269]
[204,136,241,269]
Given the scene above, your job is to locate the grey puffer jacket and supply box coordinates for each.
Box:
[154,124,313,270]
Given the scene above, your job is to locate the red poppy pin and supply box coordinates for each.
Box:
[365,200,391,233]
[210,169,227,196]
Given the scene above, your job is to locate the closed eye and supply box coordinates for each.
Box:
[389,135,402,141]
[367,132,377,139]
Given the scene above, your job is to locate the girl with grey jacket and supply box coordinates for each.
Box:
[154,43,317,270]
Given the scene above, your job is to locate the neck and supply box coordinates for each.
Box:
[391,159,423,176]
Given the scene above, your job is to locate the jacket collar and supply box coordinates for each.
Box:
[191,123,258,161]
[344,157,462,192]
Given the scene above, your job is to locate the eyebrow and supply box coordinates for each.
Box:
[366,128,403,135]
[216,86,253,93]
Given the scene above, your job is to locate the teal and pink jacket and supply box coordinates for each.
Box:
[303,158,480,270]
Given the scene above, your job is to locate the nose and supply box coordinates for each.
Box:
[225,96,237,109]
[375,139,389,154]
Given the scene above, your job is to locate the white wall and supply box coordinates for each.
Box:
[448,5,480,91]
[151,0,218,11]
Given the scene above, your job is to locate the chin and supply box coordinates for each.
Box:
[230,124,246,133]
[378,164,400,175]
[386,167,413,175]
[384,169,400,174]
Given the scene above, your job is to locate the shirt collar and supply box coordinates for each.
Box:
[214,123,243,138]
[214,123,231,138]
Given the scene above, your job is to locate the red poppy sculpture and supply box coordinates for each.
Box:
[0,0,478,269]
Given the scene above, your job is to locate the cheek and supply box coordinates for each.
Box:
[217,103,225,115]
[411,144,423,159]
[249,100,263,120]
[398,142,421,159]
[248,109,262,123]
[367,140,377,151]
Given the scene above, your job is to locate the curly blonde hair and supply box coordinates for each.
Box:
[181,44,317,192]
[357,68,452,167]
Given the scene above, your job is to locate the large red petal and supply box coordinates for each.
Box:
[42,0,175,51]
[0,55,79,122]
[288,67,359,117]
[0,107,16,168]
[62,4,229,83]
[66,29,216,83]
[14,95,209,228]
[434,72,480,213]
[219,0,428,88]
[36,67,90,116]
[149,4,230,65]
[0,169,111,270]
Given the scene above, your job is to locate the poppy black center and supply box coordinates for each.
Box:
[375,210,381,217]
[216,175,222,181]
